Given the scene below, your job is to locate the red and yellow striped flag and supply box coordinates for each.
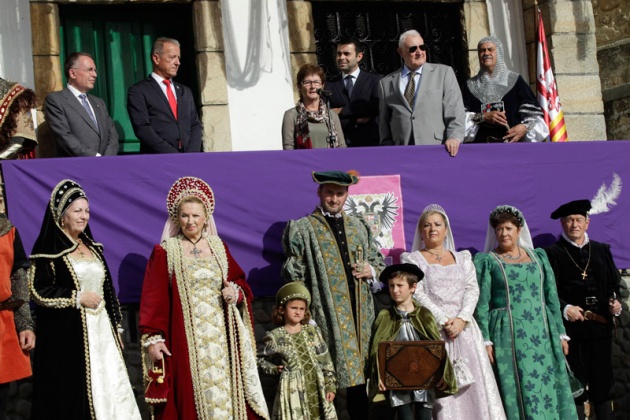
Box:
[536,8,568,142]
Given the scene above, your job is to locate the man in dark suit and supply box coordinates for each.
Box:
[379,30,465,157]
[328,37,381,147]
[127,37,202,153]
[45,52,119,157]
[545,199,622,420]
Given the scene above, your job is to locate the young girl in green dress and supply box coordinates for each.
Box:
[258,282,337,419]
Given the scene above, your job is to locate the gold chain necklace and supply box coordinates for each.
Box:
[562,242,591,280]
[76,239,86,257]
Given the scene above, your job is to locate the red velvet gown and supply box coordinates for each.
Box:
[140,237,268,420]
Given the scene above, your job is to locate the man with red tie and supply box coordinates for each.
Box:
[128,37,203,153]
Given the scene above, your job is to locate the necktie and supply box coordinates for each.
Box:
[163,79,178,120]
[344,75,354,99]
[79,94,98,128]
[404,71,417,108]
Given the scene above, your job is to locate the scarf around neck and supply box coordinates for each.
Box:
[294,98,339,149]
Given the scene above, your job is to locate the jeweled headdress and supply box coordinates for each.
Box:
[489,205,525,227]
[166,177,215,222]
[483,204,533,252]
[31,179,100,259]
[50,179,88,225]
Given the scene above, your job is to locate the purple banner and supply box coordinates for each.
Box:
[2,142,630,303]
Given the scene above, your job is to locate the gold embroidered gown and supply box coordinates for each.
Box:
[140,236,269,420]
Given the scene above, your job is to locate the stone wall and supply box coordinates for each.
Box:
[592,0,630,140]
[612,272,630,417]
[524,0,607,140]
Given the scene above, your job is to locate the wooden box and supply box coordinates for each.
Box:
[378,340,446,390]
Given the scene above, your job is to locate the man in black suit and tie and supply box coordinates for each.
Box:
[45,52,119,157]
[127,37,202,153]
[328,37,381,147]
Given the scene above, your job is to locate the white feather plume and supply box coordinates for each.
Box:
[590,173,622,215]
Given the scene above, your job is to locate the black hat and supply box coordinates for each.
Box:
[550,199,591,220]
[379,263,425,283]
[312,170,359,186]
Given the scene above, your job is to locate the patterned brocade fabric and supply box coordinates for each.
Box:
[473,249,577,420]
[281,212,386,389]
[181,257,234,417]
[258,324,337,420]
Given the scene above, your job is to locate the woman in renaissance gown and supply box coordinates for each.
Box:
[29,179,141,420]
[473,205,577,419]
[139,176,269,420]
[400,204,506,420]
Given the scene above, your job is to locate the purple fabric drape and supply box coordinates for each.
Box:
[2,142,629,302]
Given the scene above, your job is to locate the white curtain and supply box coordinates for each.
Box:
[486,0,529,82]
[221,0,295,151]
[0,0,35,87]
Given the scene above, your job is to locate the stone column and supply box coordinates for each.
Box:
[463,0,491,76]
[615,272,630,418]
[194,0,231,151]
[29,2,62,100]
[30,1,62,157]
[286,0,317,102]
[523,0,607,141]
[592,0,630,140]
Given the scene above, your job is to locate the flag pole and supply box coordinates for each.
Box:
[536,3,569,142]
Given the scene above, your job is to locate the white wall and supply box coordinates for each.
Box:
[0,0,35,88]
[221,0,295,151]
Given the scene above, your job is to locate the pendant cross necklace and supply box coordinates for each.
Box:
[184,235,203,257]
[562,243,590,281]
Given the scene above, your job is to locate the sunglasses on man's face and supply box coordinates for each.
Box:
[408,44,427,53]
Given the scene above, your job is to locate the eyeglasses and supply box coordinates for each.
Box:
[302,80,322,87]
[408,44,427,53]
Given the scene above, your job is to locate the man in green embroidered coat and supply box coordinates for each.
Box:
[282,170,386,419]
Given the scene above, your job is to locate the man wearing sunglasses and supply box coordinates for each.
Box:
[379,30,464,156]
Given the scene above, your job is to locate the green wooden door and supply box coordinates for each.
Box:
[59,3,197,154]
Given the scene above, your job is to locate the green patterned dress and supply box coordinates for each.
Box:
[258,324,337,419]
[473,248,577,420]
